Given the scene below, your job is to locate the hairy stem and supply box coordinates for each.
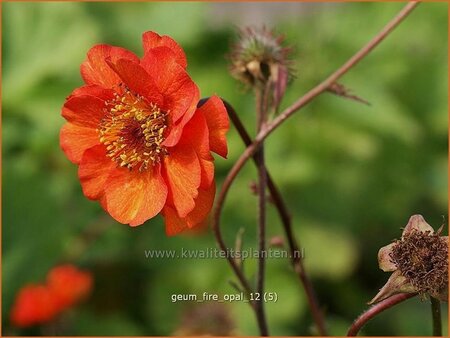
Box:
[224,100,327,335]
[431,297,442,336]
[347,293,417,336]
[255,86,269,336]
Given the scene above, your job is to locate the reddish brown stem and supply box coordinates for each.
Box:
[224,100,327,335]
[347,293,417,336]
[255,86,269,336]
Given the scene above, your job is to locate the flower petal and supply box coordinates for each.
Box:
[402,214,434,238]
[181,107,211,158]
[368,270,417,304]
[162,206,187,236]
[378,242,397,272]
[129,169,169,227]
[163,73,199,129]
[78,145,116,200]
[102,165,168,226]
[161,87,200,149]
[62,95,106,128]
[67,85,115,101]
[140,48,186,93]
[142,31,187,69]
[60,123,100,164]
[106,58,163,107]
[81,44,139,88]
[163,183,215,236]
[140,48,199,126]
[163,143,201,218]
[199,158,214,189]
[179,108,215,189]
[184,183,216,228]
[197,95,229,158]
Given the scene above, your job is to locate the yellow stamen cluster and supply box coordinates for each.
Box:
[99,89,168,172]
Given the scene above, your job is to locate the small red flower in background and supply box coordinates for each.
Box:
[47,264,93,310]
[10,285,59,328]
[10,265,92,328]
[60,31,229,235]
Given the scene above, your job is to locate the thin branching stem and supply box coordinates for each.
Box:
[212,1,419,335]
[223,100,327,335]
[213,2,419,240]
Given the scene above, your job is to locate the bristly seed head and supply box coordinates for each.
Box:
[229,26,294,88]
[390,229,448,299]
[99,86,168,172]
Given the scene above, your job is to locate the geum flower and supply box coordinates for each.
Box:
[47,264,93,310]
[369,215,448,304]
[60,32,229,235]
[10,285,59,328]
[10,265,92,328]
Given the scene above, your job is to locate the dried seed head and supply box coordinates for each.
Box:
[229,26,294,107]
[390,229,448,299]
[370,215,448,304]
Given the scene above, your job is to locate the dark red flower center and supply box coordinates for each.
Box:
[99,88,168,172]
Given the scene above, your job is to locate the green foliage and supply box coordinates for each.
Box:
[2,2,447,336]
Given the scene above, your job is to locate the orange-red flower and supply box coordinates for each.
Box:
[10,265,93,328]
[60,31,229,235]
[10,285,59,328]
[47,264,93,310]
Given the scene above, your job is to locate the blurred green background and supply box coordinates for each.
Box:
[2,1,448,336]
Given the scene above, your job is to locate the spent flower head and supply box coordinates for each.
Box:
[229,26,294,108]
[369,215,448,304]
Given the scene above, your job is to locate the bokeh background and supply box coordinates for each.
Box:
[2,1,448,336]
